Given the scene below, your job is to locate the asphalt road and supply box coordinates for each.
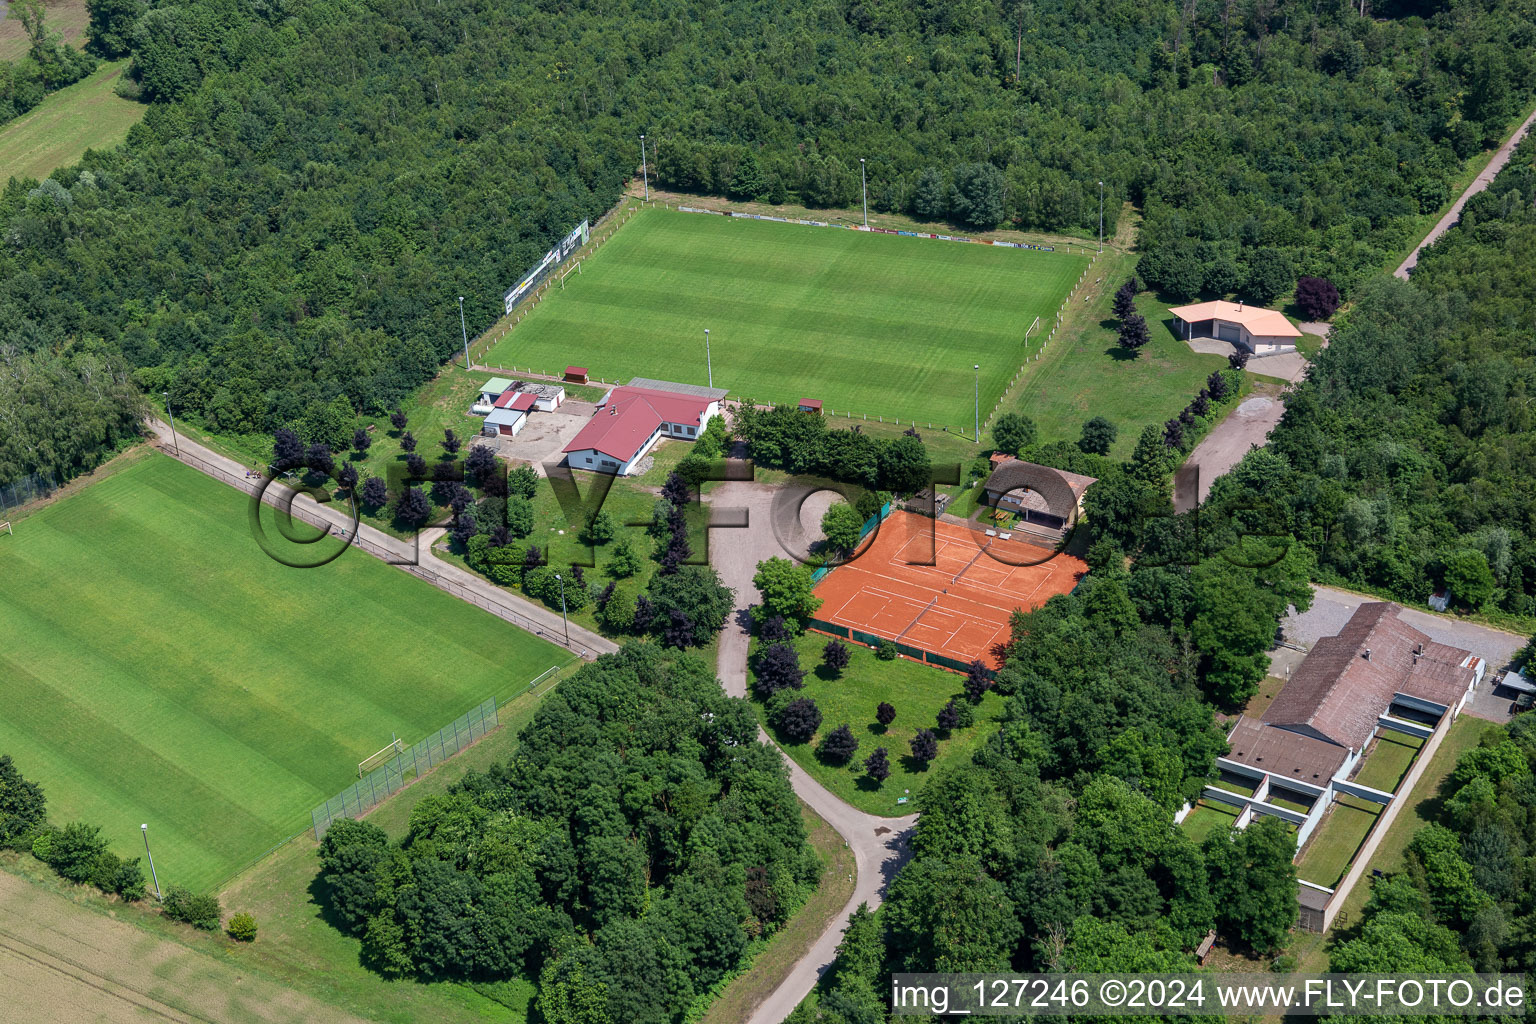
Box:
[1174,395,1286,511]
[706,480,917,1024]
[1396,105,1536,279]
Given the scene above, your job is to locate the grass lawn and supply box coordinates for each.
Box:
[1353,731,1423,793]
[0,454,567,892]
[1265,789,1316,814]
[998,250,1231,458]
[1181,801,1241,844]
[486,206,1087,427]
[0,61,143,183]
[1215,770,1257,797]
[749,633,1004,815]
[1295,795,1381,889]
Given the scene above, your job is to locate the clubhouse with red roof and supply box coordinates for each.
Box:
[564,377,727,475]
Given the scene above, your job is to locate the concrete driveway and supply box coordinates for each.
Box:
[482,401,596,474]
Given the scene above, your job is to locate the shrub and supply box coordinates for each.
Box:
[163,885,222,930]
[758,614,791,644]
[227,912,258,942]
[821,639,851,676]
[89,851,146,901]
[755,642,807,697]
[875,702,896,727]
[864,747,891,784]
[875,639,898,661]
[818,724,859,764]
[775,697,822,744]
[43,822,109,883]
[909,728,938,763]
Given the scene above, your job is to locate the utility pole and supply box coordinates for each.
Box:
[860,158,868,228]
[554,573,569,646]
[1098,180,1104,253]
[640,134,649,201]
[458,296,470,369]
[704,329,713,389]
[141,824,161,900]
[973,365,980,443]
[162,392,179,456]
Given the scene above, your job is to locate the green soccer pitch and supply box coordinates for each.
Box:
[0,455,566,891]
[485,208,1089,425]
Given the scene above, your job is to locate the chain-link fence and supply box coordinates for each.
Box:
[0,471,59,515]
[311,696,498,839]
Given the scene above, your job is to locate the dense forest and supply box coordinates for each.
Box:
[1332,720,1536,976]
[1206,137,1536,620]
[317,644,818,1022]
[4,0,1535,487]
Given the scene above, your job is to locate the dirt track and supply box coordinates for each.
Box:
[0,870,368,1024]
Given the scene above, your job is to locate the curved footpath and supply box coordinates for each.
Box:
[1396,104,1536,279]
[707,480,917,1024]
[143,426,907,1022]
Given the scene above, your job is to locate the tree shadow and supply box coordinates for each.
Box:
[899,755,932,774]
[864,722,888,737]
[1104,345,1140,362]
[854,775,883,792]
[812,664,843,682]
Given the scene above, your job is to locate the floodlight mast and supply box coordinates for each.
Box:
[640,135,649,201]
[458,296,470,369]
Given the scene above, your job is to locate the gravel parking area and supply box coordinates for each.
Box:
[481,401,596,474]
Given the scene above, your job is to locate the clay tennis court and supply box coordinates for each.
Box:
[812,510,1087,669]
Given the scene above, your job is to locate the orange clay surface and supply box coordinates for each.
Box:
[812,510,1087,668]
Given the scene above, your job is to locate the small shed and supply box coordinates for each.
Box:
[1195,930,1217,964]
[798,399,822,414]
[564,366,589,385]
[482,391,536,436]
[1500,670,1536,695]
[1428,589,1451,612]
[513,381,566,411]
[478,377,515,406]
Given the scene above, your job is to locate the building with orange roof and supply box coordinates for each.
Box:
[1167,299,1302,354]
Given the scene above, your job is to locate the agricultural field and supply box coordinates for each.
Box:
[486,207,1087,426]
[0,0,89,61]
[0,454,567,891]
[0,62,143,183]
[749,632,1005,815]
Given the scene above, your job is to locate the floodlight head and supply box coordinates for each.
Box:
[974,364,979,370]
[458,295,464,302]
[141,824,147,830]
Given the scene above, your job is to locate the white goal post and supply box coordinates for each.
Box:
[0,522,11,537]
[358,737,405,777]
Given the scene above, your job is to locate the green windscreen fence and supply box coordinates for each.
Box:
[807,619,994,679]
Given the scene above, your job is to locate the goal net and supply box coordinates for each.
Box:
[358,738,405,777]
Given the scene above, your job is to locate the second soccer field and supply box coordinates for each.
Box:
[485,208,1089,426]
